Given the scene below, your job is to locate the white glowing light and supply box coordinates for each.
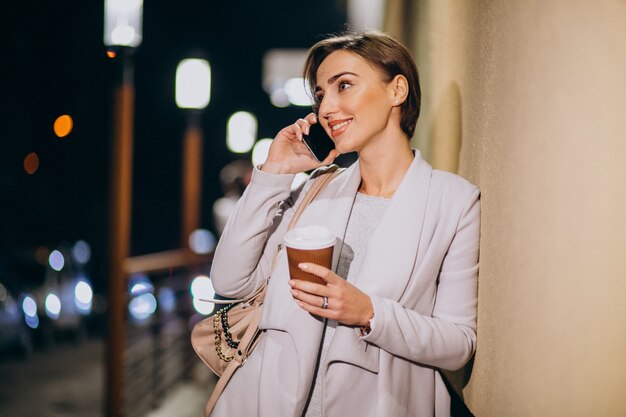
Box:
[111,25,136,45]
[193,297,215,315]
[74,280,93,314]
[49,250,65,271]
[226,111,257,153]
[129,274,154,296]
[75,281,93,304]
[103,0,143,48]
[189,229,216,254]
[176,59,211,109]
[128,293,157,321]
[190,275,214,299]
[251,138,274,167]
[191,276,216,315]
[72,240,91,264]
[45,293,62,319]
[22,295,37,318]
[284,78,314,106]
[292,172,310,191]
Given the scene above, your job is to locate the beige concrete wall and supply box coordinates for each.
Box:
[393,1,626,415]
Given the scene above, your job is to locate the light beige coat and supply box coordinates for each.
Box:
[210,151,480,417]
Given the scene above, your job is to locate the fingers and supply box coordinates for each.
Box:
[296,299,338,320]
[304,112,318,126]
[298,263,340,284]
[294,113,318,139]
[290,287,328,308]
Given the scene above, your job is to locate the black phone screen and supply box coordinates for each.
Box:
[302,123,336,163]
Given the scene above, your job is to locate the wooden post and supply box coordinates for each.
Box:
[106,52,134,417]
[181,115,203,247]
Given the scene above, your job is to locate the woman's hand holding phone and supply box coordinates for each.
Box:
[261,113,339,175]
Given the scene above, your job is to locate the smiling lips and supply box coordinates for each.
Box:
[328,118,352,138]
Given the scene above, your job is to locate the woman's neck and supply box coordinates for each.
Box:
[357,136,414,197]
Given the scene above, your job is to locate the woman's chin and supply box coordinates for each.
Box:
[333,139,355,155]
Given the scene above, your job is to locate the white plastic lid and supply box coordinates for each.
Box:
[283,225,335,250]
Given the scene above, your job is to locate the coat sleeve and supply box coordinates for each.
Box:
[362,187,480,371]
[210,168,298,299]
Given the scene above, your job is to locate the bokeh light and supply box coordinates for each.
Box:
[48,250,65,271]
[284,77,314,106]
[226,111,257,153]
[128,293,157,321]
[72,240,91,264]
[24,152,40,175]
[45,293,62,319]
[190,275,215,315]
[270,88,290,108]
[25,314,39,329]
[74,280,93,314]
[251,138,273,167]
[188,229,216,254]
[22,295,37,318]
[53,114,73,138]
[175,58,211,109]
[190,275,213,299]
[129,273,154,296]
[193,297,214,315]
[158,287,176,313]
[106,50,117,59]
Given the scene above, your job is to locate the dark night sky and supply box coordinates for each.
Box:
[1,1,347,290]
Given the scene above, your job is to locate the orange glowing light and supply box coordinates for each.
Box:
[106,50,117,59]
[54,114,73,138]
[24,152,40,174]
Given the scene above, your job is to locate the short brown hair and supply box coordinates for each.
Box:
[304,31,421,138]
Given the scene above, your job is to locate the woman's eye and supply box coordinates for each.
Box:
[339,81,351,91]
[315,93,324,104]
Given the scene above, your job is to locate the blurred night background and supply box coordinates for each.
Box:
[1,0,347,291]
[1,1,351,416]
[3,1,626,417]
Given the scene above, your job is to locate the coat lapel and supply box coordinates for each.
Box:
[350,151,432,298]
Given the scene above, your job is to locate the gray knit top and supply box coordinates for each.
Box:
[303,192,390,417]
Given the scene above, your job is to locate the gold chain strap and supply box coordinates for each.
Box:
[213,311,234,362]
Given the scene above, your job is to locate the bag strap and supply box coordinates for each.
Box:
[287,165,340,231]
[201,165,342,305]
[203,309,264,417]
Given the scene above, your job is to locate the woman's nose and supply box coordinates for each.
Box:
[318,95,337,120]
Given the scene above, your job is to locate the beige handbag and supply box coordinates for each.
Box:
[191,166,341,417]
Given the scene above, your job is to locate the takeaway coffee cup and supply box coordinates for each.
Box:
[284,225,335,285]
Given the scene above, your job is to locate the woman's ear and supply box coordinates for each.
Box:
[390,74,409,105]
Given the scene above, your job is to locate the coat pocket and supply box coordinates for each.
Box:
[325,325,380,374]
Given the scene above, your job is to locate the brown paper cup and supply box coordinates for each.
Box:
[286,246,333,285]
[284,225,335,285]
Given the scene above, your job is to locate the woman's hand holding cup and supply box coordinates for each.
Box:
[285,225,374,327]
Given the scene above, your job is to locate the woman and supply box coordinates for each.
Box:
[210,31,480,417]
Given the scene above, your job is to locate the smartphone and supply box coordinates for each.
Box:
[302,123,336,163]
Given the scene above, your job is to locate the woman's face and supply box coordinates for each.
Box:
[314,50,396,154]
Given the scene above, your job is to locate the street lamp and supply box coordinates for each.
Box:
[175,58,211,248]
[176,59,211,109]
[104,0,143,48]
[103,2,143,417]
